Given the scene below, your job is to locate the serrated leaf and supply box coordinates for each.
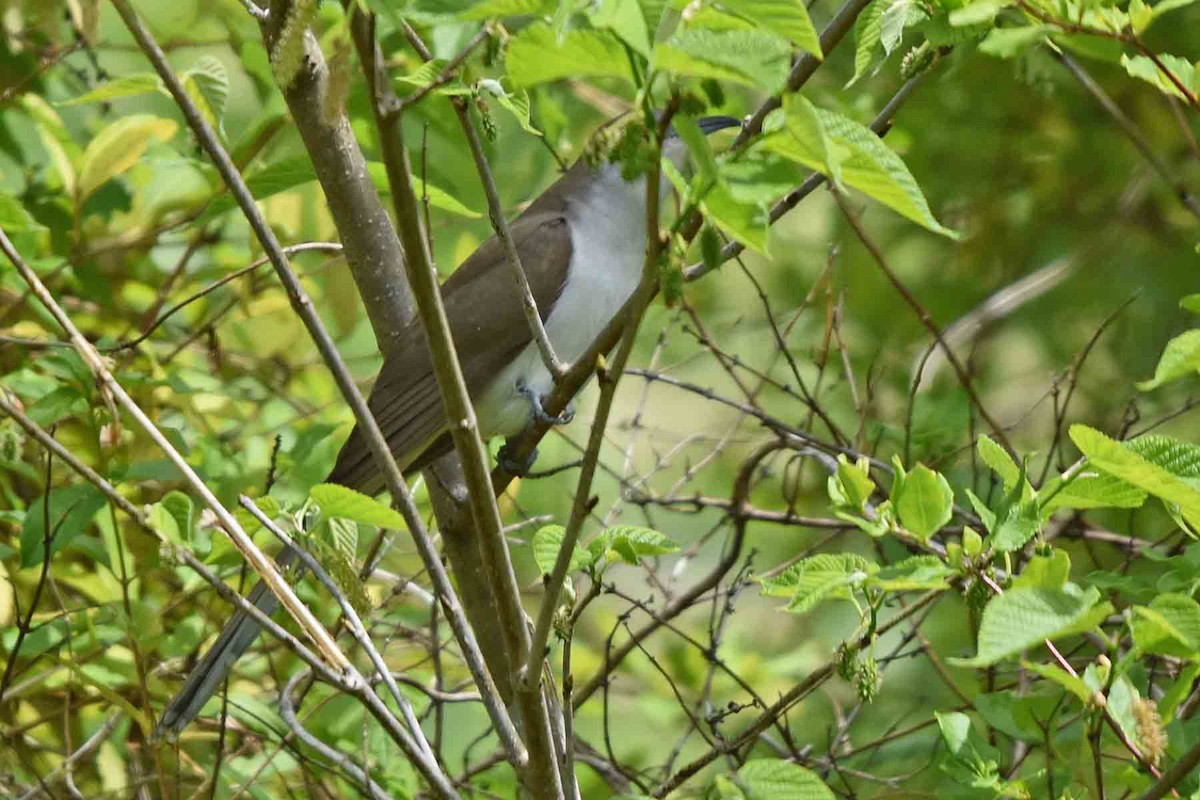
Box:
[870,554,952,590]
[730,0,823,58]
[58,74,162,107]
[532,525,592,576]
[182,55,229,134]
[77,114,178,202]
[991,497,1040,552]
[880,0,922,55]
[1120,53,1197,100]
[327,516,359,561]
[737,759,835,799]
[759,553,873,613]
[977,435,1019,488]
[1132,593,1200,657]
[893,463,953,540]
[1040,471,1147,513]
[1070,425,1200,532]
[829,454,876,511]
[310,483,406,531]
[602,525,679,565]
[507,24,634,87]
[850,0,887,85]
[1160,662,1200,722]
[654,28,792,92]
[952,584,1102,667]
[760,106,958,238]
[477,80,542,136]
[1138,329,1200,390]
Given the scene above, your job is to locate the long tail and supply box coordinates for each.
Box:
[153,548,299,740]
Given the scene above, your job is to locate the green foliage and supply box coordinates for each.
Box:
[735,759,835,799]
[309,483,407,531]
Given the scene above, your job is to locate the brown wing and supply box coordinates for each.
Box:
[326,212,573,495]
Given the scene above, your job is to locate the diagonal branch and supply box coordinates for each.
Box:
[109,0,524,767]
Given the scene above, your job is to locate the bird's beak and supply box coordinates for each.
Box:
[696,116,742,136]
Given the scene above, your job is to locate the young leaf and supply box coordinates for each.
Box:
[309,483,407,531]
[1120,53,1197,101]
[77,114,178,202]
[182,56,230,134]
[977,435,1019,489]
[849,0,887,85]
[532,525,592,576]
[953,585,1102,667]
[990,497,1040,552]
[1022,660,1094,705]
[829,454,876,512]
[948,0,1013,26]
[758,553,873,613]
[1040,471,1147,513]
[1137,329,1200,391]
[737,759,835,799]
[601,525,679,564]
[1070,425,1200,532]
[1131,593,1200,657]
[760,106,959,238]
[20,484,108,568]
[58,74,162,107]
[653,28,792,92]
[893,463,953,540]
[729,0,823,58]
[701,183,770,254]
[870,554,952,590]
[978,25,1047,58]
[506,24,634,88]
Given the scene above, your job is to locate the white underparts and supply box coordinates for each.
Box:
[474,166,650,439]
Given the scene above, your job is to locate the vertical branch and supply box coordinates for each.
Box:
[109,0,524,768]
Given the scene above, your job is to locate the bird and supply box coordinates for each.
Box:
[155,114,743,738]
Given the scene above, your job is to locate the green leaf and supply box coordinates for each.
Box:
[77,114,178,202]
[1159,662,1200,722]
[948,0,1013,26]
[990,497,1040,552]
[589,0,652,57]
[729,0,823,58]
[978,25,1048,58]
[758,553,873,613]
[1040,471,1147,513]
[701,182,770,254]
[880,0,922,55]
[182,55,230,134]
[1120,53,1197,100]
[457,0,553,19]
[672,114,719,187]
[327,516,359,561]
[953,584,1102,667]
[1070,425,1200,532]
[977,435,1019,489]
[1181,294,1200,314]
[870,554,953,590]
[654,28,792,92]
[506,24,635,88]
[849,0,887,85]
[893,463,953,540]
[782,95,844,190]
[1126,434,1200,477]
[1011,549,1070,590]
[161,491,195,544]
[601,525,679,564]
[20,484,108,568]
[737,759,835,799]
[1022,660,1093,705]
[828,454,876,511]
[532,525,592,576]
[477,80,542,137]
[760,106,958,238]
[58,74,162,107]
[1138,329,1200,390]
[1132,593,1200,657]
[309,483,406,531]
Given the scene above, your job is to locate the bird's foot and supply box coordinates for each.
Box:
[516,380,574,426]
[498,442,539,476]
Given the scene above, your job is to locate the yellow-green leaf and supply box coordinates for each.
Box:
[77,114,178,202]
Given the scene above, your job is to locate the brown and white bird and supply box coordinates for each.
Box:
[156,115,742,738]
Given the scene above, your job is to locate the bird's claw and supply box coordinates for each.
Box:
[498,443,539,476]
[517,381,574,426]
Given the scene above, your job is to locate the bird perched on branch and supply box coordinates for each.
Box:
[155,114,742,738]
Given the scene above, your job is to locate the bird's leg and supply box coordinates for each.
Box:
[497,441,539,476]
[516,379,575,426]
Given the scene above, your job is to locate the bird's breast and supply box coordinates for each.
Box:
[473,176,648,439]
